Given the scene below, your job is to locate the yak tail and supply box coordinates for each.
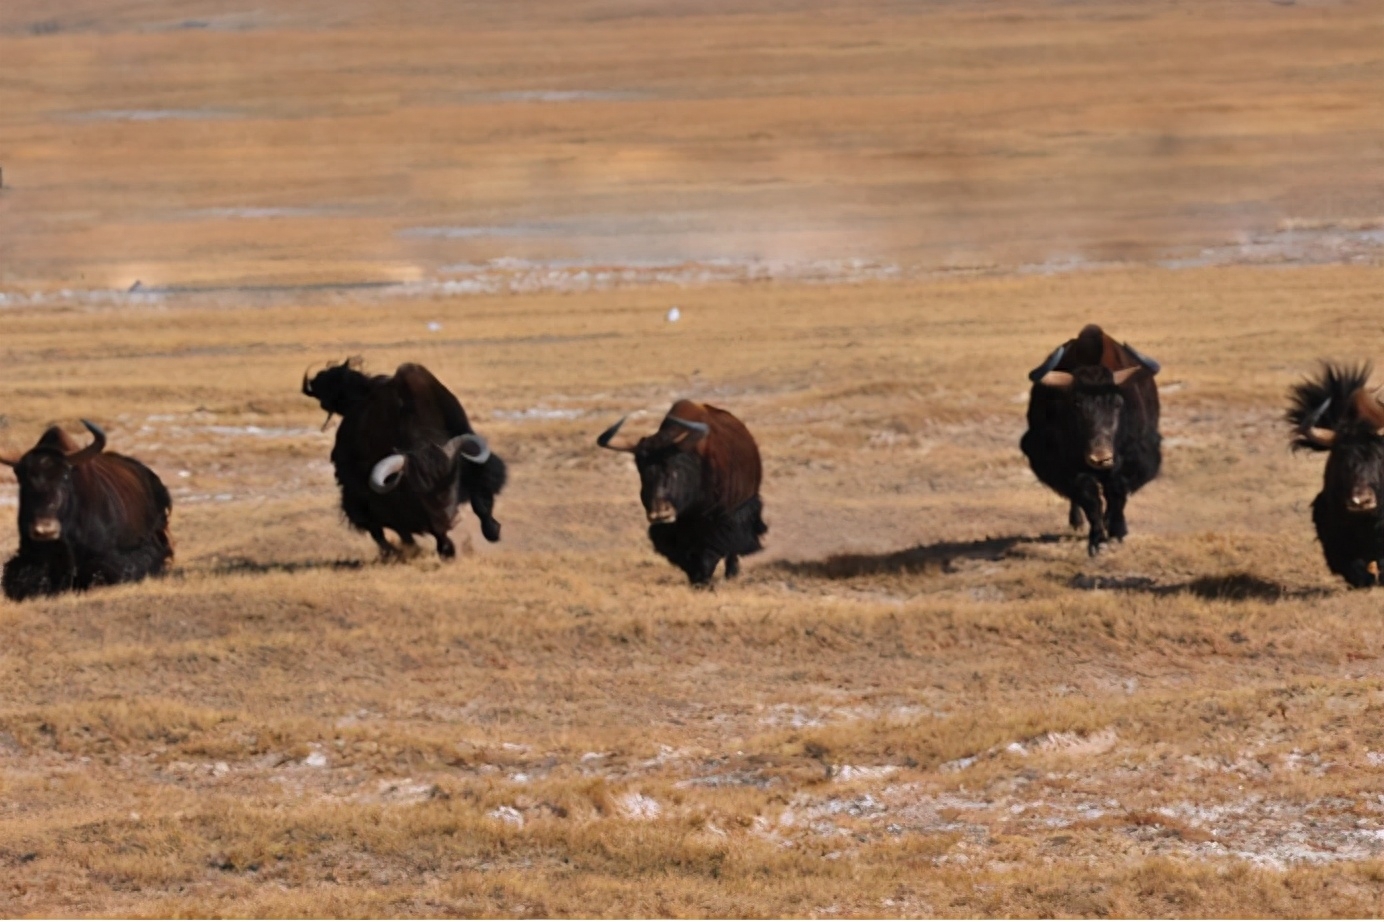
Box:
[1287,361,1373,450]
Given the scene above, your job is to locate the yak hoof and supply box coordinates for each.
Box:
[480,518,501,543]
[1344,560,1377,589]
[436,536,456,560]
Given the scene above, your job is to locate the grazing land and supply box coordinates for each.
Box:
[2,0,1384,917]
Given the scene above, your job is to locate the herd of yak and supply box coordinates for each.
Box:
[1,323,1382,601]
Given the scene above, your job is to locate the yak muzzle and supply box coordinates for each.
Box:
[28,518,62,541]
[646,501,677,524]
[1347,488,1378,513]
[1086,449,1115,470]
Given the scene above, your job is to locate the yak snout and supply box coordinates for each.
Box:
[1086,445,1115,470]
[646,500,677,524]
[1348,485,1379,513]
[28,517,62,541]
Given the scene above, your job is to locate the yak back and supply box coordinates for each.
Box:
[660,399,762,512]
[340,363,472,467]
[30,427,171,546]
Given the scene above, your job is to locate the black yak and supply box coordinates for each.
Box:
[302,359,506,559]
[597,400,766,585]
[1,420,173,600]
[1020,324,1162,555]
[1288,362,1384,588]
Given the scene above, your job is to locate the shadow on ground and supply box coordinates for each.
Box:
[198,556,366,576]
[1069,571,1333,601]
[773,533,1073,580]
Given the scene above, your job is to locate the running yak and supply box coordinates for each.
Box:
[302,360,506,559]
[598,400,767,585]
[1021,324,1162,555]
[1288,362,1384,588]
[1,421,173,600]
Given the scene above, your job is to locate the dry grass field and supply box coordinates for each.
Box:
[2,0,1384,917]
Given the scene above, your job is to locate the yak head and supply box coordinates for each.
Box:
[597,409,710,524]
[1030,342,1154,471]
[368,432,491,496]
[1289,362,1384,515]
[302,357,372,426]
[0,420,106,542]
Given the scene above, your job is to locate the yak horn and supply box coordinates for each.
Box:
[1037,370,1075,389]
[444,432,491,465]
[1124,343,1161,375]
[1112,366,1142,387]
[66,420,106,464]
[1301,398,1336,447]
[1028,345,1066,383]
[667,416,710,444]
[597,416,640,452]
[370,454,407,493]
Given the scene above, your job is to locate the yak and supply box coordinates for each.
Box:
[1020,324,1162,555]
[302,359,506,559]
[1,420,173,600]
[597,399,766,585]
[1288,362,1384,588]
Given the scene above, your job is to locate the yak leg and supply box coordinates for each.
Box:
[1068,501,1085,530]
[433,531,457,560]
[470,493,502,543]
[724,554,741,579]
[1342,558,1378,589]
[685,549,722,587]
[368,526,399,559]
[1105,483,1130,542]
[1072,474,1108,556]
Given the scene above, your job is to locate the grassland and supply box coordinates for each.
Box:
[3,0,1384,917]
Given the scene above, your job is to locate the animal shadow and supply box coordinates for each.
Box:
[1068,571,1331,601]
[204,556,366,577]
[774,533,1071,580]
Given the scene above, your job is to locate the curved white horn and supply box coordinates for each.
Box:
[444,433,491,465]
[597,416,640,452]
[1028,345,1066,383]
[1037,370,1076,390]
[370,454,407,493]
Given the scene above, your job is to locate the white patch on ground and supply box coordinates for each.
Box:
[834,765,899,783]
[618,792,662,820]
[489,805,524,827]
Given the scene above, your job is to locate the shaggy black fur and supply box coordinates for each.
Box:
[647,495,768,585]
[1288,362,1384,588]
[1021,329,1162,556]
[304,360,506,559]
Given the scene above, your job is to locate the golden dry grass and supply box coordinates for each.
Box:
[2,0,1384,918]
